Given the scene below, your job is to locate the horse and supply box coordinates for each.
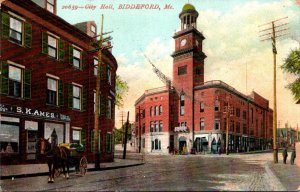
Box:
[36,138,70,183]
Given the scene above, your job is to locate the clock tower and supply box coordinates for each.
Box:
[172,3,206,90]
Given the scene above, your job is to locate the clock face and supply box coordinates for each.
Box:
[180,39,187,47]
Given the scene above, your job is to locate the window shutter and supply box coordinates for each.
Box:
[81,129,86,148]
[42,32,48,54]
[100,95,106,116]
[58,80,64,106]
[81,86,87,111]
[1,12,10,38]
[0,62,9,95]
[68,84,73,108]
[68,45,74,66]
[23,69,31,99]
[58,39,65,61]
[24,22,32,48]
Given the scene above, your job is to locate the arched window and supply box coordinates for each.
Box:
[159,105,163,115]
[154,106,157,116]
[150,107,152,116]
[214,100,220,112]
[180,94,185,116]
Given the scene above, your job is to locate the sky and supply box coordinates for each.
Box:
[57,0,300,129]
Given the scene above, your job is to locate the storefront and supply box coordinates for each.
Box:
[0,103,70,165]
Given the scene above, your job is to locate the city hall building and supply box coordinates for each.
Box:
[134,4,274,154]
[0,0,117,164]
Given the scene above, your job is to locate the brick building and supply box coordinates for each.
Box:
[134,4,273,154]
[0,0,117,164]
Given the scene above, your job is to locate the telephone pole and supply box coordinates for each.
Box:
[119,111,125,146]
[259,16,288,164]
[123,111,130,159]
[93,15,113,169]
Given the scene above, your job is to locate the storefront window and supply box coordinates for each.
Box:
[0,117,20,153]
[72,129,81,144]
[44,122,64,144]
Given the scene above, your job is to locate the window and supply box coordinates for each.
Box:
[243,111,247,120]
[8,65,22,97]
[251,108,254,123]
[106,133,112,153]
[42,32,64,60]
[159,121,163,132]
[46,0,55,13]
[150,107,152,116]
[150,122,154,132]
[152,139,161,150]
[243,123,247,134]
[1,12,31,48]
[72,129,81,144]
[93,91,100,113]
[72,85,81,110]
[178,65,187,75]
[159,105,163,115]
[236,108,240,117]
[47,77,63,106]
[230,120,235,131]
[47,78,57,105]
[107,67,112,85]
[107,97,112,119]
[73,48,81,69]
[156,106,159,116]
[9,17,22,45]
[200,102,204,112]
[180,94,185,116]
[155,121,159,132]
[214,119,220,130]
[200,118,204,130]
[94,59,98,76]
[142,124,145,134]
[48,35,57,58]
[0,116,20,153]
[214,100,219,112]
[0,63,31,98]
[236,122,240,133]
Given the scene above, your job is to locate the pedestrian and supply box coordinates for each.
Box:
[218,147,221,155]
[282,147,288,164]
[290,147,296,165]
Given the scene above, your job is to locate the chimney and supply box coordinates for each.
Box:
[74,21,97,38]
[32,0,57,15]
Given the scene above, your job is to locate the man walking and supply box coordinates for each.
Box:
[282,147,288,164]
[291,147,296,165]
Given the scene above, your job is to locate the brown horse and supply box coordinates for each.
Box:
[37,138,70,183]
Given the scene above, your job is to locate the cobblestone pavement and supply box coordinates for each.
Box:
[1,152,299,191]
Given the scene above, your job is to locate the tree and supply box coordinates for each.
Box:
[115,75,129,108]
[281,48,300,102]
[113,123,132,144]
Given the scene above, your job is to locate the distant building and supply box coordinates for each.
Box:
[134,3,273,154]
[0,0,117,164]
[277,127,299,148]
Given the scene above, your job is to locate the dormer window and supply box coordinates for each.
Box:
[46,0,55,13]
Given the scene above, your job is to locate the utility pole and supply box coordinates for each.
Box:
[259,16,288,164]
[119,111,125,146]
[138,106,142,153]
[123,111,130,159]
[93,15,113,169]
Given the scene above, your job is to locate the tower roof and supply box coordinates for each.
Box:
[182,3,196,12]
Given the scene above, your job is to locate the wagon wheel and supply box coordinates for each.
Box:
[79,156,88,176]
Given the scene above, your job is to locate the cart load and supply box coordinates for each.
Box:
[59,143,85,156]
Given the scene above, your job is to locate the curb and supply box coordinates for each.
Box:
[0,162,144,180]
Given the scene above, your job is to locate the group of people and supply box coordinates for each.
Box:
[282,147,296,164]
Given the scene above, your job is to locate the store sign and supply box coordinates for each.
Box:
[0,103,70,122]
[174,126,188,132]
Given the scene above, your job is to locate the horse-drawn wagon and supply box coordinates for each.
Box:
[58,143,88,176]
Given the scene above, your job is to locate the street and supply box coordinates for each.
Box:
[1,152,299,191]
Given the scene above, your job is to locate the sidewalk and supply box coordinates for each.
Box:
[0,158,144,180]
